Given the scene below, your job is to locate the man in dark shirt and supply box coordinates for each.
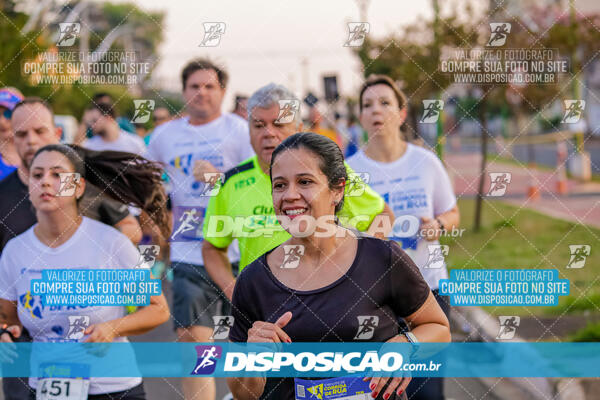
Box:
[0,97,141,254]
[0,97,142,400]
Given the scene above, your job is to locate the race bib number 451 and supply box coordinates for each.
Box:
[36,363,90,400]
[36,378,89,400]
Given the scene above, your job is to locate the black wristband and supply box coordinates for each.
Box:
[436,218,446,232]
[0,326,16,341]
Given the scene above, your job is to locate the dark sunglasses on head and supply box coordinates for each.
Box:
[1,108,12,120]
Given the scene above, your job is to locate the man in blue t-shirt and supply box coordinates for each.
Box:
[0,87,24,181]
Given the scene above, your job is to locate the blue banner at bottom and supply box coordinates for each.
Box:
[0,342,599,378]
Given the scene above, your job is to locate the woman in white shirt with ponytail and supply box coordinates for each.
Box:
[347,74,460,400]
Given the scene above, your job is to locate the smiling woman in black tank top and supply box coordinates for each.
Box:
[227,133,451,400]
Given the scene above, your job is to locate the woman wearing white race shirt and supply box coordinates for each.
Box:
[0,144,170,400]
[347,75,459,400]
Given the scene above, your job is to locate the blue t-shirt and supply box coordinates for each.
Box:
[0,154,17,181]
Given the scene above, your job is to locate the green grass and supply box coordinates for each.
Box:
[486,153,554,172]
[568,321,600,342]
[487,153,600,182]
[441,198,600,316]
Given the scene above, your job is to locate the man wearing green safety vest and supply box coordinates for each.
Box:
[202,83,394,300]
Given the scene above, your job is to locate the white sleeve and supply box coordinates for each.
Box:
[145,130,161,163]
[345,153,361,173]
[110,234,141,269]
[0,244,18,301]
[431,156,457,216]
[135,137,147,157]
[81,138,94,151]
[236,122,254,162]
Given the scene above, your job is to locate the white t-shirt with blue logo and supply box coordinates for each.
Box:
[347,144,456,289]
[146,114,254,266]
[0,217,142,394]
[83,130,147,156]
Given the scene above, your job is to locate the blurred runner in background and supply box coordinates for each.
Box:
[0,87,24,180]
[145,58,253,400]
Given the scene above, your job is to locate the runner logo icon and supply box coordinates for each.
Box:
[171,208,201,240]
[354,316,379,340]
[200,173,225,196]
[275,100,300,124]
[136,245,160,269]
[346,172,370,197]
[66,315,90,340]
[344,23,370,47]
[496,316,520,340]
[57,173,81,197]
[487,172,511,197]
[487,23,511,47]
[562,100,585,123]
[57,23,80,47]
[192,345,222,375]
[211,316,234,340]
[307,383,324,399]
[566,245,591,269]
[282,245,305,269]
[131,100,155,123]
[200,23,226,47]
[420,100,444,123]
[423,245,449,269]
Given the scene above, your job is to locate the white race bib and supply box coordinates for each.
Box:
[36,363,90,400]
[36,378,89,400]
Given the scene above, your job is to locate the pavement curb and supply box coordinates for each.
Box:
[451,306,587,399]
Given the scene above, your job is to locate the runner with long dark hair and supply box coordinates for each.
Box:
[0,144,170,399]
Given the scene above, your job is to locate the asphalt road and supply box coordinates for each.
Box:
[0,279,524,400]
[455,139,600,174]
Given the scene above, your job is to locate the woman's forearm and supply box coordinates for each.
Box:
[412,322,451,343]
[409,322,451,359]
[111,295,169,337]
[436,206,460,231]
[227,376,266,400]
[0,299,20,327]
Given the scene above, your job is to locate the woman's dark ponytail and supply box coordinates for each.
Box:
[34,144,170,239]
